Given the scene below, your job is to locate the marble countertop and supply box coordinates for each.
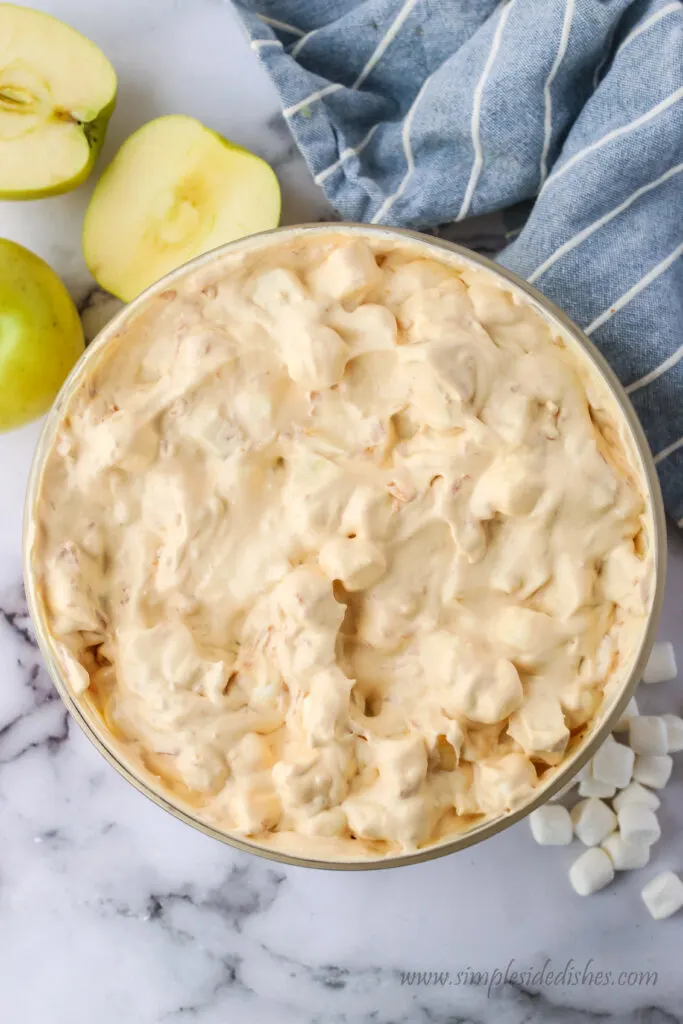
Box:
[1,2,683,1021]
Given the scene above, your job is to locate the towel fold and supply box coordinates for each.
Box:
[236,0,683,523]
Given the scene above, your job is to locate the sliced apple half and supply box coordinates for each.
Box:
[0,4,117,199]
[82,115,282,302]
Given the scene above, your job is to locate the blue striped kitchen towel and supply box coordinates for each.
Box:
[235,0,683,525]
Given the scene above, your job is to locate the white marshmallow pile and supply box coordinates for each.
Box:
[528,640,683,914]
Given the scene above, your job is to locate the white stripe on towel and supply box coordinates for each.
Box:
[540,0,574,187]
[654,435,683,465]
[585,240,683,336]
[529,161,683,283]
[314,124,379,184]
[257,14,304,37]
[291,27,321,59]
[544,87,683,189]
[283,82,343,117]
[250,39,283,51]
[352,0,421,90]
[626,344,683,395]
[457,1,514,221]
[619,2,680,55]
[370,67,441,224]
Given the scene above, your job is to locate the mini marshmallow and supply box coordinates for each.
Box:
[571,798,617,846]
[612,781,661,813]
[602,833,651,871]
[641,871,683,920]
[614,697,639,732]
[628,716,668,755]
[642,641,677,684]
[529,805,573,845]
[569,847,614,896]
[633,754,673,789]
[617,804,661,846]
[576,762,592,782]
[578,777,616,799]
[592,736,635,789]
[662,714,683,753]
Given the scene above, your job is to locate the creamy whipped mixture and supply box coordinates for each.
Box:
[33,231,654,860]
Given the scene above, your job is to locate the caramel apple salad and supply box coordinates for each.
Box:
[32,231,654,860]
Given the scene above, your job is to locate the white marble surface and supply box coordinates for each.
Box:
[1,2,683,1021]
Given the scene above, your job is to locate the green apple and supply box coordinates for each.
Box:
[0,239,84,431]
[82,114,281,302]
[0,4,117,199]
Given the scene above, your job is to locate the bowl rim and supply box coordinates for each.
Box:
[23,222,668,870]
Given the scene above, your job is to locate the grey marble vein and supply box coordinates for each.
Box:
[97,861,286,935]
[0,583,68,764]
[0,590,37,648]
[162,954,248,1021]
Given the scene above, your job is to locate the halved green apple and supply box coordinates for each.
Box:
[82,115,282,302]
[0,4,117,199]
